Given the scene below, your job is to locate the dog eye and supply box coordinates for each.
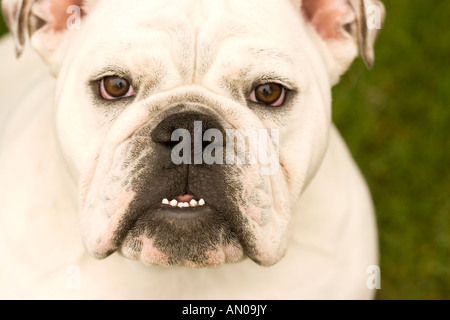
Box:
[248,83,286,107]
[100,76,136,100]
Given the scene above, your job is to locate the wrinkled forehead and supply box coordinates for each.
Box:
[87,0,299,32]
[79,0,302,64]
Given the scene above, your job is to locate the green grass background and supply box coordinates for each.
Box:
[0,1,448,299]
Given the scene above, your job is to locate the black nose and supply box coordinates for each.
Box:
[151,111,225,152]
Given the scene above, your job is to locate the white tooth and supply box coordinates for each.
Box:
[199,198,205,206]
[162,198,169,205]
[177,202,184,208]
[190,199,198,207]
[170,199,178,207]
[183,202,189,207]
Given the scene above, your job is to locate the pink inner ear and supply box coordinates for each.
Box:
[47,0,84,32]
[301,0,349,39]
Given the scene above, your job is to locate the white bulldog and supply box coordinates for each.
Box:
[0,0,384,299]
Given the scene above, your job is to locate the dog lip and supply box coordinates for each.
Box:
[146,202,217,220]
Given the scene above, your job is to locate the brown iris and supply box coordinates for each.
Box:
[102,76,131,98]
[254,83,283,105]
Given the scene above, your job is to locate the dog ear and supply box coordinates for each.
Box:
[299,0,385,77]
[1,0,34,57]
[2,0,89,64]
[348,0,385,69]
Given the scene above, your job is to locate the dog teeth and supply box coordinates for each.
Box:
[177,202,190,208]
[163,198,206,208]
[190,199,198,207]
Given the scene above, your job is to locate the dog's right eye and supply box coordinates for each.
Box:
[248,83,287,107]
[100,76,136,100]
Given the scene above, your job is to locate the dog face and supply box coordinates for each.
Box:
[2,0,384,267]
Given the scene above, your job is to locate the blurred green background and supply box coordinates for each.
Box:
[0,1,448,299]
[332,1,450,299]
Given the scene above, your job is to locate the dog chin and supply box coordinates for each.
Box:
[114,202,246,268]
[118,237,245,268]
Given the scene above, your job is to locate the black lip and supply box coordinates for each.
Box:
[148,202,217,221]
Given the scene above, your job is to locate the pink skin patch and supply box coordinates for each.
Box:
[139,237,170,265]
[222,244,245,263]
[183,244,244,268]
[302,0,349,39]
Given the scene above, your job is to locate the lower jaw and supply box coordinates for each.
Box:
[118,239,245,268]
[116,203,246,267]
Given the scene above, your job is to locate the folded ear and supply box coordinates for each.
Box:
[299,0,385,79]
[1,0,34,57]
[2,0,89,64]
[348,0,385,69]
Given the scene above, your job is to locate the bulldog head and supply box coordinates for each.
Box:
[2,0,384,267]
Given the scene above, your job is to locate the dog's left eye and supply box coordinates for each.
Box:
[248,83,287,107]
[100,76,136,100]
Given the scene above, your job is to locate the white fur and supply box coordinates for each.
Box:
[0,0,379,299]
